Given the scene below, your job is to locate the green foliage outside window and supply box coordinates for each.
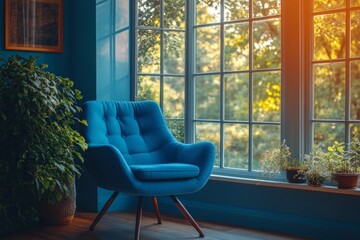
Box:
[137,0,360,171]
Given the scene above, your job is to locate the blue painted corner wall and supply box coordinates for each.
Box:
[0,0,70,76]
[68,0,133,213]
[0,0,133,215]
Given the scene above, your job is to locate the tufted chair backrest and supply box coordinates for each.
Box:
[83,101,178,165]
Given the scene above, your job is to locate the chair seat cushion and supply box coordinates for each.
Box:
[130,163,200,180]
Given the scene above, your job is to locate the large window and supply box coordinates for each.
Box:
[193,1,281,172]
[135,0,360,177]
[137,0,186,142]
[309,0,360,149]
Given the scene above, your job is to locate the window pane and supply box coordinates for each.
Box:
[313,123,345,149]
[225,73,249,121]
[313,63,345,119]
[196,0,221,25]
[350,124,360,138]
[97,1,111,39]
[224,124,249,169]
[138,30,160,73]
[164,0,185,29]
[163,77,185,116]
[115,31,129,81]
[351,61,360,120]
[164,31,185,74]
[225,23,249,71]
[225,0,249,21]
[253,71,281,122]
[97,37,111,90]
[196,26,221,73]
[314,13,346,60]
[115,0,129,30]
[253,18,281,69]
[351,0,360,6]
[314,0,345,12]
[166,119,185,143]
[137,75,160,102]
[195,122,220,167]
[253,0,281,18]
[351,10,360,57]
[138,0,160,27]
[195,75,220,119]
[253,124,281,171]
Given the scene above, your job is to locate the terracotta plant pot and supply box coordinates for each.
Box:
[286,169,306,183]
[39,182,76,225]
[333,173,359,189]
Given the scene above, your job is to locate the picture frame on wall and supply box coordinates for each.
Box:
[5,0,64,53]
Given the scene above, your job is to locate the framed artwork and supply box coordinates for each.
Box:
[5,0,64,53]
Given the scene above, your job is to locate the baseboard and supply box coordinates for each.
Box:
[152,196,360,240]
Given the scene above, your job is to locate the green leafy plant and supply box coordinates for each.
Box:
[260,140,301,177]
[301,148,330,187]
[324,139,360,175]
[324,139,360,188]
[348,137,360,173]
[0,55,87,234]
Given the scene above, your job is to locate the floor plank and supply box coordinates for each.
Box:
[3,212,307,240]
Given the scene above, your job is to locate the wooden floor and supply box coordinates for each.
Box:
[4,212,307,240]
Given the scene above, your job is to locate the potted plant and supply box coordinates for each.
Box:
[260,140,305,183]
[301,148,330,187]
[0,55,87,233]
[283,158,306,184]
[326,139,360,189]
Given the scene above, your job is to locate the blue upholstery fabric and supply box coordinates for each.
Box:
[83,101,215,196]
[130,163,200,180]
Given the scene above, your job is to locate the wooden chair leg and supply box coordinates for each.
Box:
[90,191,119,231]
[170,195,205,238]
[152,196,162,224]
[134,196,144,240]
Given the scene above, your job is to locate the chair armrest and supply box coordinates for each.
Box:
[84,144,137,191]
[176,142,216,185]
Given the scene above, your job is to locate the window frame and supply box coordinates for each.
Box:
[189,0,285,177]
[133,0,357,180]
[304,0,360,152]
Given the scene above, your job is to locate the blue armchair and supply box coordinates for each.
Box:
[83,101,215,239]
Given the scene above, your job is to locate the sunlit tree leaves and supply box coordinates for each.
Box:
[138,0,161,27]
[225,0,249,21]
[224,124,249,169]
[136,0,360,169]
[225,23,249,71]
[313,13,345,60]
[253,0,281,17]
[313,63,345,120]
[314,0,345,12]
[351,61,360,120]
[253,18,281,69]
[351,10,360,57]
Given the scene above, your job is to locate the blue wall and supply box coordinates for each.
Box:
[0,0,70,76]
[69,0,133,213]
[152,180,360,240]
[68,0,97,101]
[0,0,133,215]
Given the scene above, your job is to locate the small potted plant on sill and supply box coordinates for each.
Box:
[326,139,360,189]
[283,158,306,184]
[301,148,330,187]
[260,140,305,183]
